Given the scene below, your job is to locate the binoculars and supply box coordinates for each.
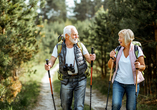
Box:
[63,64,75,73]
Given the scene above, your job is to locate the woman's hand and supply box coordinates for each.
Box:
[110,50,116,58]
[134,57,145,71]
[134,61,141,70]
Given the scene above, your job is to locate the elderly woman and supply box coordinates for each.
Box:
[108,29,145,110]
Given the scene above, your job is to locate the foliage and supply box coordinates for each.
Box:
[39,0,67,22]
[41,20,69,54]
[83,7,118,77]
[0,62,45,109]
[73,0,104,21]
[74,19,91,42]
[0,0,45,104]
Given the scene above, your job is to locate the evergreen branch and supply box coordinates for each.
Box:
[146,9,157,13]
[143,24,157,28]
[135,37,154,43]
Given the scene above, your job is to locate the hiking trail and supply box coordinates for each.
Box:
[33,64,125,110]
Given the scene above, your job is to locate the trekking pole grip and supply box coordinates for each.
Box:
[46,59,49,65]
[46,59,50,78]
[91,47,94,67]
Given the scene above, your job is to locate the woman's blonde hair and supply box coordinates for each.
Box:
[118,29,134,45]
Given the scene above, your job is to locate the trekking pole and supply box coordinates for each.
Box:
[90,47,94,110]
[105,57,114,110]
[46,59,56,110]
[135,59,138,110]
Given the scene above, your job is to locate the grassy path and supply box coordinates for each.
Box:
[33,64,61,110]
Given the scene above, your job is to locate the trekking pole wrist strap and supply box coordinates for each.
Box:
[110,57,115,60]
[49,62,53,68]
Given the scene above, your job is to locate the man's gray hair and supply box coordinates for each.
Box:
[118,29,134,45]
[63,25,77,38]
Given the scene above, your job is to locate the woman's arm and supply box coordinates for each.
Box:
[108,50,116,69]
[135,56,146,71]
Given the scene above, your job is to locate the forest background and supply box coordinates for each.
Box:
[0,0,157,109]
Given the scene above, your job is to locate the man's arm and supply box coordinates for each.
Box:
[45,56,57,70]
[84,53,96,64]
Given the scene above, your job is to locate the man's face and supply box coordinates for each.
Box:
[69,28,78,44]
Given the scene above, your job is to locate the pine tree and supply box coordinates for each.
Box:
[41,20,66,55]
[39,0,67,22]
[0,0,45,103]
[83,7,117,77]
[73,0,103,21]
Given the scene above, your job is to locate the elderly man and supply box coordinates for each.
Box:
[45,25,96,110]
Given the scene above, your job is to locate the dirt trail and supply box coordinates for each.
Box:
[33,64,61,110]
[33,64,125,110]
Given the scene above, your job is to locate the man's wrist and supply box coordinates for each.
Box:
[49,62,52,68]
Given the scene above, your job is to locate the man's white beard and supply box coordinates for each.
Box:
[69,36,77,44]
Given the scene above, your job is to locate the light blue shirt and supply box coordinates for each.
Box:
[115,46,144,84]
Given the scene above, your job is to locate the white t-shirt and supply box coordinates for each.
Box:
[51,43,89,75]
[115,47,144,84]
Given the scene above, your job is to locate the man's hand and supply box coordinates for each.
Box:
[90,54,96,61]
[45,56,57,71]
[45,63,52,71]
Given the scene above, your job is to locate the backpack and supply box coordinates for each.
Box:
[56,35,90,80]
[115,41,145,75]
[115,41,145,59]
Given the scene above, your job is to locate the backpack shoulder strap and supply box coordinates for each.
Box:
[57,41,83,56]
[134,45,139,59]
[57,41,63,56]
[77,41,83,55]
[115,45,122,57]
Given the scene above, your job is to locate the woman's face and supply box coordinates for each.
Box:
[118,33,125,47]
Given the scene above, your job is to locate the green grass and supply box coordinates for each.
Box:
[52,71,94,110]
[87,75,112,96]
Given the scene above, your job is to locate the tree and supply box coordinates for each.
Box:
[82,7,118,77]
[73,0,103,21]
[39,0,67,22]
[0,0,45,104]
